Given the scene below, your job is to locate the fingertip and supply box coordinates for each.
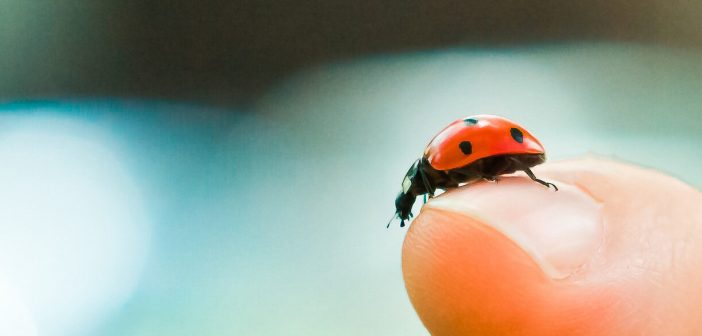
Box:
[401,157,702,335]
[401,180,617,335]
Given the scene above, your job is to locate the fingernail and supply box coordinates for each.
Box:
[427,177,603,279]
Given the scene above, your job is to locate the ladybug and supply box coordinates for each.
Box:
[389,114,557,228]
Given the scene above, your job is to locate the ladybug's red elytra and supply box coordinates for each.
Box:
[389,114,557,228]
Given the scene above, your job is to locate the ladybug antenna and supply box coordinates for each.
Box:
[386,212,399,229]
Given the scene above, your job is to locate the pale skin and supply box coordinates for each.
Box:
[402,157,702,335]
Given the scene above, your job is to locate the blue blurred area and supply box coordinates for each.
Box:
[0,43,701,335]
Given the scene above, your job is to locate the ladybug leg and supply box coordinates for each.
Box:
[483,175,499,183]
[523,167,558,191]
[418,167,435,198]
[401,212,414,227]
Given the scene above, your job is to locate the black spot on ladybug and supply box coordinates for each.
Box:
[459,141,472,155]
[510,128,523,143]
[463,118,478,125]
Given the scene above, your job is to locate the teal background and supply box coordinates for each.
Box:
[1,43,701,335]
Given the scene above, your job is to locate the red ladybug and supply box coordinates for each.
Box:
[389,114,557,228]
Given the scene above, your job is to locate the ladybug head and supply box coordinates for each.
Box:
[393,191,415,226]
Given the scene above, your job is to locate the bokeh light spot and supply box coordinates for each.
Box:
[0,114,150,335]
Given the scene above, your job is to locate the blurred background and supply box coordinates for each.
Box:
[1,1,701,335]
